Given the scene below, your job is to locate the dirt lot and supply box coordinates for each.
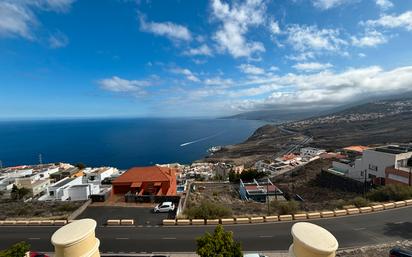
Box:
[0,200,85,220]
[273,158,363,211]
[186,182,272,217]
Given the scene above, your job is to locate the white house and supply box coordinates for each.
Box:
[40,176,100,201]
[85,167,116,184]
[300,147,326,160]
[330,145,412,184]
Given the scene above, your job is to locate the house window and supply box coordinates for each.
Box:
[361,171,364,177]
[368,164,378,171]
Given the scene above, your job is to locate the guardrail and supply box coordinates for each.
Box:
[162,199,412,226]
[0,219,67,226]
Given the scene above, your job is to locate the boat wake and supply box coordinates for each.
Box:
[180,132,223,147]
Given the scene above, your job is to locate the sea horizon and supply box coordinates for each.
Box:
[0,117,267,169]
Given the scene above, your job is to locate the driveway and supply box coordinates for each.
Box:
[78,206,176,226]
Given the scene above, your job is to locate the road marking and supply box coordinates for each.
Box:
[115,238,129,240]
[162,237,177,240]
[28,238,40,240]
[394,221,404,224]
[354,228,366,231]
[259,235,273,238]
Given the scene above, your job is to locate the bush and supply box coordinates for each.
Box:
[196,225,242,257]
[185,201,232,219]
[351,197,369,208]
[0,241,30,257]
[270,200,299,215]
[367,184,412,202]
[57,203,79,213]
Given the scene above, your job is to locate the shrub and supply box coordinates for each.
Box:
[185,201,232,219]
[367,184,412,202]
[0,241,30,257]
[351,197,369,208]
[270,200,299,215]
[196,225,242,257]
[57,203,79,213]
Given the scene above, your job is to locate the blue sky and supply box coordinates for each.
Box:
[1,0,412,118]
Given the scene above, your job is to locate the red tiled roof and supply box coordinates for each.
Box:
[343,145,369,153]
[113,166,174,184]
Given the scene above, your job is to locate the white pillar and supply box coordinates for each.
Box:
[289,222,338,257]
[51,219,100,257]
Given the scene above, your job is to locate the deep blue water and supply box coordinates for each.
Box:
[0,118,266,169]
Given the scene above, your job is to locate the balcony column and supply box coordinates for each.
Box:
[289,222,338,257]
[51,219,100,257]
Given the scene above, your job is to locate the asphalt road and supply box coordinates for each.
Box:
[78,206,176,226]
[1,206,411,253]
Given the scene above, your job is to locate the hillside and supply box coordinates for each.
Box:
[205,98,412,166]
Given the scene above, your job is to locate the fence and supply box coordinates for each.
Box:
[124,192,180,204]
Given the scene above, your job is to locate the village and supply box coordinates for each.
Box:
[1,142,411,225]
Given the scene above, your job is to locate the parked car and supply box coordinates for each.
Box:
[153,202,175,213]
[390,247,412,257]
[243,254,268,257]
[30,252,49,257]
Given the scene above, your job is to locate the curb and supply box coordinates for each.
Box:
[162,199,412,226]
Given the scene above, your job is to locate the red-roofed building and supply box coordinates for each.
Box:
[112,166,176,196]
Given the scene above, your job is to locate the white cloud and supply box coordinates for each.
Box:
[0,2,36,39]
[204,77,233,87]
[48,31,69,48]
[211,0,266,58]
[293,62,333,72]
[0,0,74,40]
[171,68,200,82]
[98,76,151,95]
[286,24,346,53]
[286,52,316,61]
[269,66,279,71]
[183,44,213,56]
[351,30,387,47]
[238,64,265,75]
[312,0,352,10]
[139,14,192,41]
[375,0,393,10]
[364,11,412,31]
[269,20,281,34]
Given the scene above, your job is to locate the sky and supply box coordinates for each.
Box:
[1,0,412,118]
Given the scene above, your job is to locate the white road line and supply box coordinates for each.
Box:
[259,235,273,238]
[162,237,177,240]
[28,238,40,240]
[354,228,366,231]
[394,221,404,224]
[115,238,129,240]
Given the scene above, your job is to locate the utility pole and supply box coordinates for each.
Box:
[39,153,43,165]
[363,169,367,197]
[266,177,270,215]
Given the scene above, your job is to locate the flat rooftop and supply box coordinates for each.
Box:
[374,145,412,155]
[52,178,75,188]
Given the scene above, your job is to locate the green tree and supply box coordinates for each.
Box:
[196,225,242,257]
[11,185,31,200]
[0,241,30,257]
[185,201,232,219]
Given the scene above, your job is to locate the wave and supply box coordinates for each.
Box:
[180,132,224,147]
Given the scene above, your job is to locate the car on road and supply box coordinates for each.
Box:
[30,252,49,257]
[390,247,412,257]
[153,202,175,213]
[244,253,268,257]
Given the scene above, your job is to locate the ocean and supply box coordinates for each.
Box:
[0,118,267,169]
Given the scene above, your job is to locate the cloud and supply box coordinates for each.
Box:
[364,11,412,31]
[351,30,387,47]
[238,64,265,75]
[204,77,233,87]
[211,0,267,58]
[269,20,281,34]
[0,0,74,40]
[48,31,69,48]
[375,0,393,10]
[98,76,151,95]
[293,62,333,72]
[171,68,200,82]
[286,24,346,53]
[312,0,352,10]
[183,44,213,56]
[139,13,192,41]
